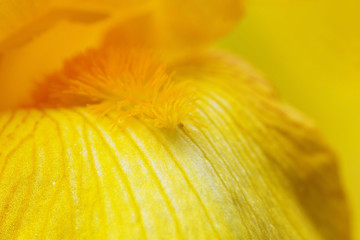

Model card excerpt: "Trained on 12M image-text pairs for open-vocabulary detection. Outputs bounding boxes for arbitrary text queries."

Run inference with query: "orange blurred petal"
[0,0,244,110]
[0,0,156,109]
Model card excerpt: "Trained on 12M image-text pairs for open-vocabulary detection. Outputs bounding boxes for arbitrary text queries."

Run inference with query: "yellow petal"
[217,1,360,238]
[0,51,349,239]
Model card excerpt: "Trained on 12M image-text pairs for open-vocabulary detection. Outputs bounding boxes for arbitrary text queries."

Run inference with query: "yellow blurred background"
[217,0,360,238]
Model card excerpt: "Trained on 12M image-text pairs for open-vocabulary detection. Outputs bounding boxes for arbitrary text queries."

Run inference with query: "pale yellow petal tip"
[28,45,200,130]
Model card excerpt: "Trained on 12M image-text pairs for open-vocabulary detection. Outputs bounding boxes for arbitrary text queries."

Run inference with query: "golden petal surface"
[0,52,349,239]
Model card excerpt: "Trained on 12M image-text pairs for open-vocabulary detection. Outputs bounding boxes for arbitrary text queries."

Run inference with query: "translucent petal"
[103,0,245,54]
[0,51,349,239]
[157,0,244,46]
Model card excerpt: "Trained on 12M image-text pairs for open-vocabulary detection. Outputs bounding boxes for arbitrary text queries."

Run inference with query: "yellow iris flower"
[0,0,351,239]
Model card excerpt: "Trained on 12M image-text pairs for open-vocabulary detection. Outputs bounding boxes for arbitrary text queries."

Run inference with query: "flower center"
[28,45,198,129]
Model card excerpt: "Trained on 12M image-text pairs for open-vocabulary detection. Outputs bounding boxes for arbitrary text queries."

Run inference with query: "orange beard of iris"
[28,45,199,129]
